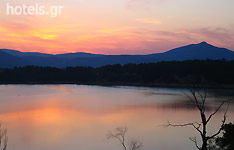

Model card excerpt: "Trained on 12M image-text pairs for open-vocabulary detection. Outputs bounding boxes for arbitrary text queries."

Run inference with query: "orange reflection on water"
[0,85,233,150]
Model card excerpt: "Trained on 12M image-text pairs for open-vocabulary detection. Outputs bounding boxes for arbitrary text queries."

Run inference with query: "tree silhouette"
[216,122,234,150]
[208,122,234,150]
[107,127,143,150]
[165,85,232,150]
[0,124,7,150]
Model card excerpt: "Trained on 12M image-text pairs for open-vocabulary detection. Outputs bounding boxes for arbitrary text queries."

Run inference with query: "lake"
[0,85,233,150]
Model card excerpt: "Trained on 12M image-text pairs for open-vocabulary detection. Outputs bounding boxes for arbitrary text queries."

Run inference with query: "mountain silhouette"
[154,41,234,61]
[1,42,234,68]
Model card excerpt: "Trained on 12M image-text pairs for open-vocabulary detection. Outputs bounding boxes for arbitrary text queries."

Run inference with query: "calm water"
[0,85,233,150]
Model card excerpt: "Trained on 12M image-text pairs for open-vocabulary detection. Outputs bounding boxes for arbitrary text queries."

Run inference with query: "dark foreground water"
[0,85,233,150]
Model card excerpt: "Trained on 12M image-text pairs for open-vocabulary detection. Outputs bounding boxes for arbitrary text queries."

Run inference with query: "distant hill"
[1,49,53,57]
[152,42,234,61]
[56,52,105,59]
[1,42,234,68]
[0,50,27,68]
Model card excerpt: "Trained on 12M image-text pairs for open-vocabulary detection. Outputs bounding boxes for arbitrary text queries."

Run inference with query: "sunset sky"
[0,0,234,54]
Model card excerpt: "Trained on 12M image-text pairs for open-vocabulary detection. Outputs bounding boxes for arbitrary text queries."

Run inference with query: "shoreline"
[1,82,234,90]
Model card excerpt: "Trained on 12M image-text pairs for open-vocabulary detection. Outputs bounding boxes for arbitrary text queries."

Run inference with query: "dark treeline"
[0,60,234,87]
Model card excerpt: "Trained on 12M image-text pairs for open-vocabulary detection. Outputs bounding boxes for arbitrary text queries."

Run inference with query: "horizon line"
[0,41,233,55]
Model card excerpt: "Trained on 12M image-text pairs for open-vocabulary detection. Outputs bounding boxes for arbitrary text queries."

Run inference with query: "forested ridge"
[0,60,234,87]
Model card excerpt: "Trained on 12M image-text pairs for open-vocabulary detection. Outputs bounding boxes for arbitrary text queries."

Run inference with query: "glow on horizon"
[0,0,234,54]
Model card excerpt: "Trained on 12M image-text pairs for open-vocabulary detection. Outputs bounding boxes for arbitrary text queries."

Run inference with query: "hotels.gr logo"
[6,3,64,17]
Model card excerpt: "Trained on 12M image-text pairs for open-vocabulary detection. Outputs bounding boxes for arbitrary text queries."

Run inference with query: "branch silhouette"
[107,127,143,150]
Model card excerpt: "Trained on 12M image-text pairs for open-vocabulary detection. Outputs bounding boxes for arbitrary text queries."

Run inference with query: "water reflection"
[0,85,233,150]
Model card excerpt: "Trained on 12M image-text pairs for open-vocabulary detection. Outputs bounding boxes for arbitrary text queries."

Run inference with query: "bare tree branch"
[206,101,225,124]
[165,121,203,137]
[129,139,143,150]
[189,137,201,150]
[107,127,128,150]
[207,103,229,139]
[107,127,143,150]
